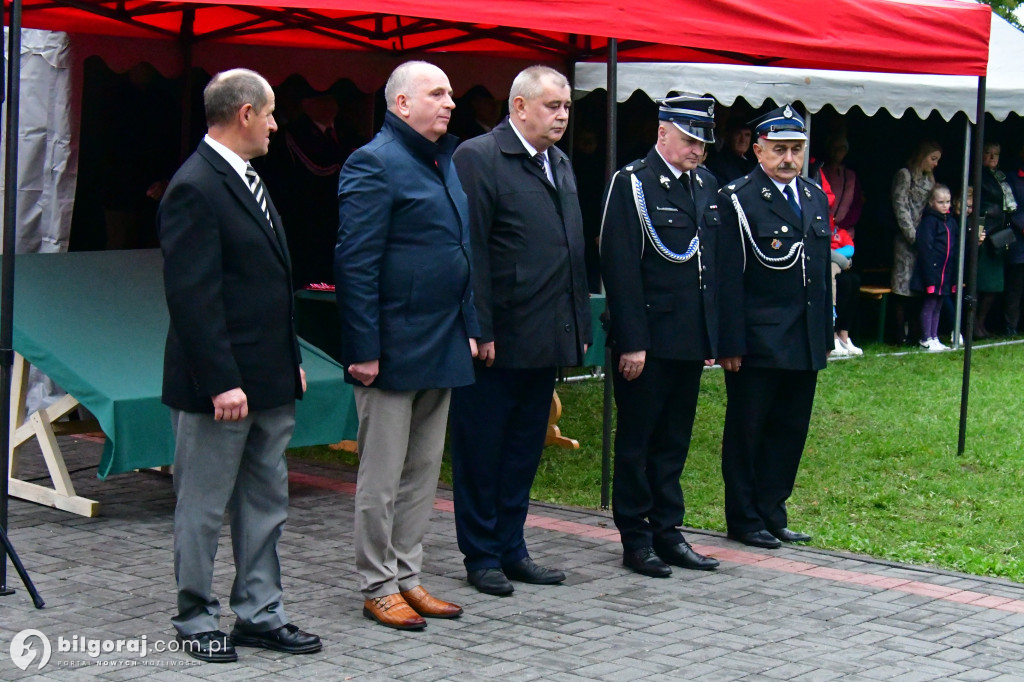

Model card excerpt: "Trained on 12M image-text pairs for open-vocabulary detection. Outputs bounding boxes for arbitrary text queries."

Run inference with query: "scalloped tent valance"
[574,13,1018,123]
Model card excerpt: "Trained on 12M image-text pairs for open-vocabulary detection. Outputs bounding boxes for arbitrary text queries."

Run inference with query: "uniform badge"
[659,175,671,190]
[707,102,715,117]
[727,184,736,191]
[803,185,812,198]
[761,187,772,200]
[694,174,704,188]
[783,104,793,118]
[625,165,634,171]
[771,238,782,250]
[709,204,717,210]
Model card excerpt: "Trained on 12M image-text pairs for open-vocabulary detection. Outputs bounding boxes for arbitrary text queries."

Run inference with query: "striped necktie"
[244,162,273,229]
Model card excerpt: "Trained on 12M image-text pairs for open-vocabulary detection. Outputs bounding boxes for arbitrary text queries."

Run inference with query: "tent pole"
[958,76,986,457]
[600,38,617,510]
[2,0,45,607]
[802,109,811,177]
[178,8,195,163]
[953,116,972,350]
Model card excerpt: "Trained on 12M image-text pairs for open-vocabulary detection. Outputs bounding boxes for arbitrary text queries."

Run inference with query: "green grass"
[293,342,1024,583]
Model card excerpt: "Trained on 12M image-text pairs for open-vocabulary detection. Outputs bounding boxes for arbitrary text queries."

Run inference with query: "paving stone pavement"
[3,436,1024,681]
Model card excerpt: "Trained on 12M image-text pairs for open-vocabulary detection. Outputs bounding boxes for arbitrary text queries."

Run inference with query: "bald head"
[204,68,271,127]
[384,61,455,142]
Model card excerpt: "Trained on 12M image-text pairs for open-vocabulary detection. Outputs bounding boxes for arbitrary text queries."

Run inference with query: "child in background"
[912,184,959,351]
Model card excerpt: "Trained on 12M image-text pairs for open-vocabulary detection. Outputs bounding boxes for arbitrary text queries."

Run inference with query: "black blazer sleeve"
[453,141,499,344]
[599,170,648,353]
[715,186,748,359]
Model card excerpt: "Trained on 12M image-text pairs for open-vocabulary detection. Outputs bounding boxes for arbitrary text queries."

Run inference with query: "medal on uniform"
[761,187,772,200]
[771,238,782,250]
[659,175,671,190]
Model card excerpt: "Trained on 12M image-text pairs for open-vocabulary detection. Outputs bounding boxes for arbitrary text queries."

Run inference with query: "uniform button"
[563,323,572,333]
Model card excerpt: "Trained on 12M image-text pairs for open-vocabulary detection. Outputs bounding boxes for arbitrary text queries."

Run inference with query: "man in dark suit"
[336,61,479,630]
[717,104,832,550]
[158,68,321,663]
[450,66,592,596]
[600,95,724,578]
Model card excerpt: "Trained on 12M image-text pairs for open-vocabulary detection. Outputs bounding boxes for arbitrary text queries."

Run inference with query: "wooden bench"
[859,285,892,344]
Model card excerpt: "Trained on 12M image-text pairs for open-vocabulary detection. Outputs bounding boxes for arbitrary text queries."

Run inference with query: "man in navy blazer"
[159,69,321,662]
[336,61,480,630]
[450,66,591,596]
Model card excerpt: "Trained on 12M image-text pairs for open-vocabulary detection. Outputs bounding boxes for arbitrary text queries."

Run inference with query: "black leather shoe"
[230,623,322,654]
[769,527,812,543]
[176,631,237,663]
[623,547,672,577]
[654,541,720,571]
[503,557,566,585]
[728,529,782,549]
[468,568,514,596]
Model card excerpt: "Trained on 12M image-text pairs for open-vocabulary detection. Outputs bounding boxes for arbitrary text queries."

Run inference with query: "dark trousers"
[449,365,556,571]
[1005,262,1024,333]
[612,357,703,551]
[721,367,817,534]
[834,269,861,333]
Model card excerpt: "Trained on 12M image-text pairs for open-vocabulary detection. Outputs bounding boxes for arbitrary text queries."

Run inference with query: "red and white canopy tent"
[1,0,994,589]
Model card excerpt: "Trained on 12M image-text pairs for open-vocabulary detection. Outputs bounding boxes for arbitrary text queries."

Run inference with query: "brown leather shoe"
[362,594,426,630]
[400,585,463,619]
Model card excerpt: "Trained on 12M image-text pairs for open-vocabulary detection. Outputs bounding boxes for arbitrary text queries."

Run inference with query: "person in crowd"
[599,94,723,578]
[829,222,861,356]
[976,142,1017,339]
[821,134,863,240]
[336,61,479,629]
[911,184,959,351]
[716,104,832,550]
[261,86,355,288]
[1004,142,1024,336]
[449,66,591,597]
[974,141,1018,338]
[456,84,502,140]
[891,140,941,345]
[158,68,321,663]
[707,118,756,185]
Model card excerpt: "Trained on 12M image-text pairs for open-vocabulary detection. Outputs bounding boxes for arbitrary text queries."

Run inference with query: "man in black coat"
[158,68,320,663]
[717,104,832,550]
[600,95,724,578]
[336,61,479,629]
[450,66,592,596]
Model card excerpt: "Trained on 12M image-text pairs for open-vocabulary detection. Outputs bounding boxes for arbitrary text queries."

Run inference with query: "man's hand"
[300,367,307,393]
[213,388,248,421]
[618,350,646,381]
[478,341,496,367]
[348,359,379,386]
[719,356,742,372]
[470,338,479,358]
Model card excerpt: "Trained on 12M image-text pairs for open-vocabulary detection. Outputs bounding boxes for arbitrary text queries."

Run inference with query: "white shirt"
[654,148,693,186]
[204,134,249,184]
[508,117,554,184]
[766,171,800,208]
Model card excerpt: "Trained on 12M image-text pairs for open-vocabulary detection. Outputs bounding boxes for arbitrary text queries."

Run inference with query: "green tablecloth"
[13,249,356,480]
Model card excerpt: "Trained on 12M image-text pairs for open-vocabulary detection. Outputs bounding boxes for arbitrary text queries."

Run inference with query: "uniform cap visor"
[672,122,715,144]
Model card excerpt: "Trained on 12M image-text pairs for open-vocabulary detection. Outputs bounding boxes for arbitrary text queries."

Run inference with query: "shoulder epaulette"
[621,158,646,173]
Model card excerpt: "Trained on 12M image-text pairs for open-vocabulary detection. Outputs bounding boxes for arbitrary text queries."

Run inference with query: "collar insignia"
[771,238,783,250]
[659,175,672,189]
[694,174,704,188]
[803,185,812,198]
[761,187,772,200]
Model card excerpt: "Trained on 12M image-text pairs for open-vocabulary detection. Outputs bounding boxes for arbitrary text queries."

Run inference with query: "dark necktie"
[784,185,802,219]
[245,163,273,229]
[682,172,695,201]
[532,152,552,184]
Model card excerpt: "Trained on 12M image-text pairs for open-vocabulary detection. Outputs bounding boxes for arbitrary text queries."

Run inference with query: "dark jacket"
[159,140,303,413]
[911,207,959,295]
[453,118,591,368]
[717,165,833,371]
[600,147,723,361]
[335,111,480,391]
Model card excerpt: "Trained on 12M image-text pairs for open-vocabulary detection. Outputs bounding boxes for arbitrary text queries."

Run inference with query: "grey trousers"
[170,404,295,636]
[353,386,451,598]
